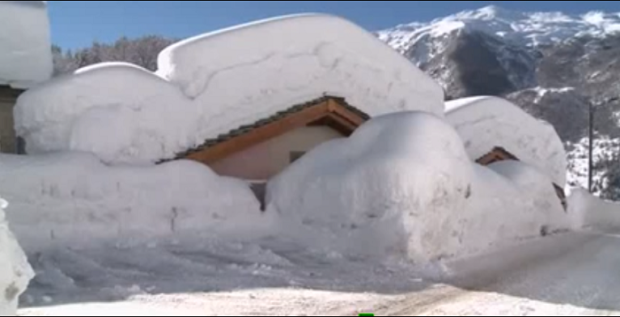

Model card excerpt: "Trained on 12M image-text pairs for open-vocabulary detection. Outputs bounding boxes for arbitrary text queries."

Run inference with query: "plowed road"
[18,231,620,316]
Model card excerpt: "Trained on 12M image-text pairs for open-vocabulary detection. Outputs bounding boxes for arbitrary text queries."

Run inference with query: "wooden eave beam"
[185,101,330,164]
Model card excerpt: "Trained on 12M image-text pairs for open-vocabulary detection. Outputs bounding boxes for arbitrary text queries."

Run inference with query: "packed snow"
[16,230,620,316]
[0,152,268,251]
[15,14,445,165]
[266,111,569,263]
[0,197,34,316]
[568,187,620,231]
[445,96,567,187]
[0,1,53,88]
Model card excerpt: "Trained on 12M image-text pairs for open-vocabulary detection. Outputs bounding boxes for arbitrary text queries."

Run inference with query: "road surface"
[18,231,620,316]
[373,231,620,316]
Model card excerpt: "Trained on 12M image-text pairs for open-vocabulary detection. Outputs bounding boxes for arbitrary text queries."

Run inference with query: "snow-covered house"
[14,14,445,170]
[0,1,53,153]
[475,146,567,210]
[171,96,369,180]
[447,97,569,210]
[445,96,567,187]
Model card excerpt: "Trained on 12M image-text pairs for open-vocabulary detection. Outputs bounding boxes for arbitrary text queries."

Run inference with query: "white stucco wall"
[210,126,344,180]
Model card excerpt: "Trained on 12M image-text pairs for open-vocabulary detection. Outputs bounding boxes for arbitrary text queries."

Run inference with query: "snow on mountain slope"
[377,5,620,65]
[0,1,53,88]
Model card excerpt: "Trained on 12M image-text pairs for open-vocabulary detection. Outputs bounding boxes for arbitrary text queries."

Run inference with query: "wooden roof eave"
[184,98,367,165]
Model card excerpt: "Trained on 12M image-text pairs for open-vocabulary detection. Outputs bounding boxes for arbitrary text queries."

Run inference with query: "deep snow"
[15,14,445,165]
[445,96,567,187]
[5,111,570,265]
[567,187,620,231]
[266,111,569,263]
[17,231,620,316]
[0,1,53,88]
[0,197,34,316]
[0,152,268,251]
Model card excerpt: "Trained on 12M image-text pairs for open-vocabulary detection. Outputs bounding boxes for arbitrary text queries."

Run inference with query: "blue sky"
[49,1,620,49]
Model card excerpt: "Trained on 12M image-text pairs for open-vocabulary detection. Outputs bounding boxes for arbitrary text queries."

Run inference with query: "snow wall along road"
[568,187,620,231]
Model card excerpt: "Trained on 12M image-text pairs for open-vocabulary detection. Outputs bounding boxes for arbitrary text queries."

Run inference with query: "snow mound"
[460,161,569,252]
[266,111,569,263]
[16,14,444,165]
[0,197,34,316]
[14,63,195,163]
[445,96,567,187]
[0,152,267,251]
[0,1,52,88]
[157,13,444,116]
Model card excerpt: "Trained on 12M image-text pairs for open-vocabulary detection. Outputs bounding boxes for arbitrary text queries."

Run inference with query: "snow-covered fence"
[568,187,620,231]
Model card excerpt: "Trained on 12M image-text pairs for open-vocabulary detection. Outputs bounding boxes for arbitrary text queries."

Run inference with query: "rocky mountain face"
[377,6,620,199]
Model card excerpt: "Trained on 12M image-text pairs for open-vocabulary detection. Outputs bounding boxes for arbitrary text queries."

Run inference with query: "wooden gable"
[173,96,369,165]
[475,146,518,165]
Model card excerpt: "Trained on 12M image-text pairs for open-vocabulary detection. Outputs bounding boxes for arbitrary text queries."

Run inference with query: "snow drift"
[14,63,195,162]
[567,187,620,231]
[0,153,267,251]
[15,14,445,165]
[0,197,34,316]
[266,111,569,262]
[0,1,53,88]
[445,96,567,187]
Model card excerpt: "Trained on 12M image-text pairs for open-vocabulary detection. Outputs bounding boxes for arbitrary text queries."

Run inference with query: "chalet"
[169,96,369,181]
[476,146,567,211]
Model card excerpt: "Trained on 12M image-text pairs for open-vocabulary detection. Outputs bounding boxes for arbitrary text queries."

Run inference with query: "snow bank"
[445,96,567,187]
[16,14,444,164]
[266,111,569,263]
[266,111,472,262]
[0,198,34,316]
[567,187,620,231]
[14,63,195,162]
[458,161,569,254]
[0,1,53,88]
[0,153,267,251]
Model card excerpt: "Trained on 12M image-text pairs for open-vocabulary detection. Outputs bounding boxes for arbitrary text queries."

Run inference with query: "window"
[290,151,306,163]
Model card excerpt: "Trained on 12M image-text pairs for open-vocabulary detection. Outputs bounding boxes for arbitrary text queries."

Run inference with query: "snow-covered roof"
[445,96,567,186]
[16,14,444,165]
[170,95,369,164]
[0,1,53,89]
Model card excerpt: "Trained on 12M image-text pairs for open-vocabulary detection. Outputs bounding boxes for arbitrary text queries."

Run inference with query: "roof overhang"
[0,85,24,102]
[171,96,369,165]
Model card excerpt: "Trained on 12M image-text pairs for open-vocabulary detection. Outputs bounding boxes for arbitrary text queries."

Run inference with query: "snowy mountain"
[378,5,620,66]
[377,5,620,199]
